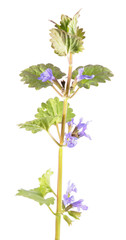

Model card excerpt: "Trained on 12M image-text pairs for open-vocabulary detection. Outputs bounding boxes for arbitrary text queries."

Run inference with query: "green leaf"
[35,97,75,123]
[16,188,55,206]
[18,97,75,133]
[63,215,72,226]
[72,65,114,89]
[68,211,82,220]
[18,116,58,133]
[20,63,66,90]
[38,169,54,197]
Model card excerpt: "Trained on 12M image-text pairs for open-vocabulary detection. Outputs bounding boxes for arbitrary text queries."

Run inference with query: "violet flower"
[63,181,77,206]
[63,182,88,212]
[76,67,95,82]
[38,68,55,82]
[74,118,91,140]
[64,118,91,148]
[64,132,77,148]
[66,181,77,194]
[67,118,75,127]
[72,199,88,211]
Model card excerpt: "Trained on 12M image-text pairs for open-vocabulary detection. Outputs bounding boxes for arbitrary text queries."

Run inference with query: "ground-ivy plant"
[17,10,113,240]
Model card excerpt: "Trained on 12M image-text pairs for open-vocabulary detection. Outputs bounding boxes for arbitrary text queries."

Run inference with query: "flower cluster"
[38,67,95,84]
[64,118,91,148]
[63,181,88,212]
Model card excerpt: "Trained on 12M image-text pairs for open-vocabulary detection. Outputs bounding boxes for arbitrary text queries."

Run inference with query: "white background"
[0,0,126,240]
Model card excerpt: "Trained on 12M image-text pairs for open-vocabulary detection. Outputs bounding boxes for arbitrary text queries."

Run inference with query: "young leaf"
[68,211,82,220]
[50,28,84,56]
[52,10,85,39]
[69,35,84,54]
[38,169,54,197]
[60,14,71,32]
[76,27,85,39]
[16,188,55,206]
[63,215,73,226]
[50,28,69,56]
[20,63,66,90]
[72,65,114,89]
[50,10,85,56]
[67,10,80,35]
[18,97,75,134]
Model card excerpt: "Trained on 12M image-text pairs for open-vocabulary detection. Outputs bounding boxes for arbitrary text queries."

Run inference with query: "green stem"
[55,147,63,240]
[55,99,68,240]
[55,53,72,240]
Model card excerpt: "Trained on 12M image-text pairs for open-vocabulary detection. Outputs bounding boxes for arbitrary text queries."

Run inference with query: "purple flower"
[76,67,95,82]
[63,194,74,206]
[72,118,91,140]
[67,118,75,127]
[38,68,55,83]
[63,181,77,206]
[64,132,77,148]
[72,199,88,211]
[63,182,88,212]
[66,181,77,194]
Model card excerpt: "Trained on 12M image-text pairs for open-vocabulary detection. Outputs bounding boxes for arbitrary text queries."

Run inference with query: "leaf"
[60,15,71,32]
[76,27,85,39]
[72,65,114,89]
[18,116,58,133]
[20,63,66,90]
[50,28,69,56]
[16,188,55,206]
[68,211,81,220]
[67,10,80,35]
[35,97,75,123]
[50,10,85,56]
[38,169,54,197]
[63,215,72,226]
[53,10,85,39]
[18,97,75,133]
[69,35,84,54]
[50,28,84,56]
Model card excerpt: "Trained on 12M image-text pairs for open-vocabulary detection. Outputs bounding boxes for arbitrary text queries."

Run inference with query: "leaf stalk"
[48,131,61,147]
